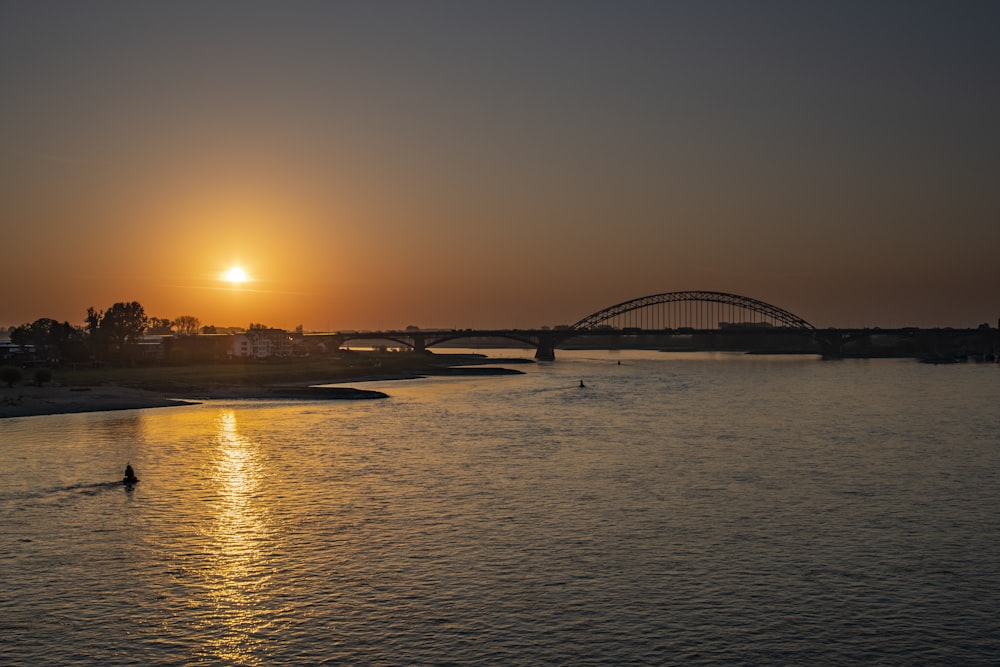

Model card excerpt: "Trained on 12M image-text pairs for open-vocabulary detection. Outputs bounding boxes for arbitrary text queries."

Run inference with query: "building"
[229,328,293,359]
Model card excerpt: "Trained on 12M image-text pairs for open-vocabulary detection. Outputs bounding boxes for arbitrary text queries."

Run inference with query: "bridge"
[311,290,998,361]
[320,291,819,360]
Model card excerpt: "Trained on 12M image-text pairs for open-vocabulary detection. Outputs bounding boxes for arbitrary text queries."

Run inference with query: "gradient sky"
[2,1,998,331]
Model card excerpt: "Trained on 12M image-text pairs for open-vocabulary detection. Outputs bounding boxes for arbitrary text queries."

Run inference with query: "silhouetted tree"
[87,301,149,364]
[174,315,201,335]
[34,368,52,385]
[10,318,88,365]
[146,317,174,335]
[1,366,22,388]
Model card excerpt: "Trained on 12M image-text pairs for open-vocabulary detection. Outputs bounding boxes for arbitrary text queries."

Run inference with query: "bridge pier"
[534,332,556,361]
[410,333,427,354]
[813,331,847,358]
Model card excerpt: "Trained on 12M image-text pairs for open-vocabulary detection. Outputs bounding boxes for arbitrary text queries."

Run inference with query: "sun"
[224,266,249,283]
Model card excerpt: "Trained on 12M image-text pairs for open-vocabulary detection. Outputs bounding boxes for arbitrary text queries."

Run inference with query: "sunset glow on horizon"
[2,3,998,332]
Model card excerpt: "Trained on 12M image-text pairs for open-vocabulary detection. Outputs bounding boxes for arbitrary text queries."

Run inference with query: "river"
[1,351,998,665]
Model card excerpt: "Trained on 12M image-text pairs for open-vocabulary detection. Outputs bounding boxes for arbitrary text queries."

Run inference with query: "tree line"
[6,301,204,366]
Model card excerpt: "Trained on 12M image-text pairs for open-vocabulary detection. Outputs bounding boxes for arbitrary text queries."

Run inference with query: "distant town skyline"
[2,2,998,331]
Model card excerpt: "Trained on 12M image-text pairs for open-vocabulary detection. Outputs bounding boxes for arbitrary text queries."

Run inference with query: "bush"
[1,366,23,388]
[34,368,53,386]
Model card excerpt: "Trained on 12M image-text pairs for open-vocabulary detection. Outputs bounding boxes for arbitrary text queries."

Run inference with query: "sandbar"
[0,384,402,419]
[0,385,196,419]
[0,362,525,419]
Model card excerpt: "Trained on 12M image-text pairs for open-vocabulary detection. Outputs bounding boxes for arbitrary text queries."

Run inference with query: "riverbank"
[0,352,528,419]
[0,385,196,419]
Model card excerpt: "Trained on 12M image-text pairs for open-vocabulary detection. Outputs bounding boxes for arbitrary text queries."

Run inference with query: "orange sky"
[2,2,998,331]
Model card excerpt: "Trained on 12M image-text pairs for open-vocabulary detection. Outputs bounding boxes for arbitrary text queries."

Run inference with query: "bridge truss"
[319,291,815,361]
[572,291,814,331]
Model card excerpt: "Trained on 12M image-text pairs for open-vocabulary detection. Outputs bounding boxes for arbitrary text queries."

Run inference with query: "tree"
[10,318,88,365]
[1,366,22,388]
[86,301,149,364]
[174,315,201,335]
[34,368,52,385]
[146,317,174,335]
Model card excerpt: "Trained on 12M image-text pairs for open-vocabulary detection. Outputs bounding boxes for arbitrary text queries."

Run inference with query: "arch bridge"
[571,291,814,331]
[322,291,814,360]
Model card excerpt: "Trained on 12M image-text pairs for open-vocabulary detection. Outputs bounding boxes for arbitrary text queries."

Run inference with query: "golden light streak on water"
[200,410,274,665]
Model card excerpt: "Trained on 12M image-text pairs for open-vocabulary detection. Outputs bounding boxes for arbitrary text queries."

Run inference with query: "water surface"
[2,351,998,665]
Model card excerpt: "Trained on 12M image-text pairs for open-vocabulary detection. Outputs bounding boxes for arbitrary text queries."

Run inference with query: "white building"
[229,329,293,359]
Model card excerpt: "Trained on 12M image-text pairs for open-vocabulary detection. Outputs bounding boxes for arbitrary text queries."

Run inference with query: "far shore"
[0,352,528,419]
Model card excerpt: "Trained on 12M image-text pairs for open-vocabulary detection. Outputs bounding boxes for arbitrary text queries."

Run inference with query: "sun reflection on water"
[202,410,275,665]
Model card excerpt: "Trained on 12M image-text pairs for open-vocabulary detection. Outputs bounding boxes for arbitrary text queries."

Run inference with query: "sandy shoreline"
[0,365,524,419]
[0,384,398,419]
[0,385,198,419]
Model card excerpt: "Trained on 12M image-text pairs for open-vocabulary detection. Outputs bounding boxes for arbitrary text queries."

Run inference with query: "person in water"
[123,463,138,484]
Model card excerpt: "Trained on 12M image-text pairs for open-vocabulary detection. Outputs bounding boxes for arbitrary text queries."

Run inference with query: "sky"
[2,1,999,331]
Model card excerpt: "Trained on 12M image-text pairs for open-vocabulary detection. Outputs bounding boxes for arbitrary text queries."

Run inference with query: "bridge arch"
[572,291,814,331]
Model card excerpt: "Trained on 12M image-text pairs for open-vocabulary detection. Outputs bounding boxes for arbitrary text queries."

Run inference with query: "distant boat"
[919,356,959,365]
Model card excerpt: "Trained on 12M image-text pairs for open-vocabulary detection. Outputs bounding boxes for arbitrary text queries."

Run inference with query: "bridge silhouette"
[320,291,806,360]
[314,290,998,362]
